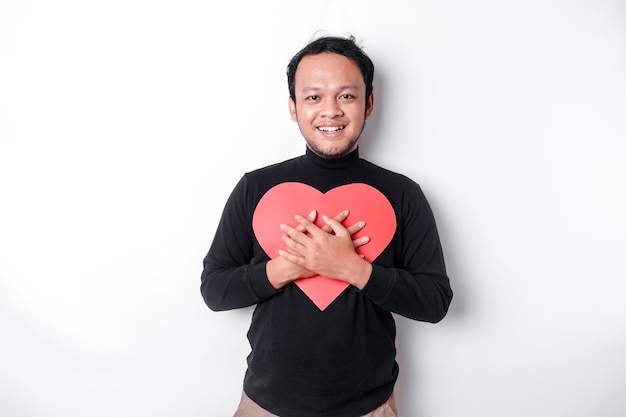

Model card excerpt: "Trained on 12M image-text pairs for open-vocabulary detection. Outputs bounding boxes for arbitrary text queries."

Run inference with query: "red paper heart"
[252,182,396,310]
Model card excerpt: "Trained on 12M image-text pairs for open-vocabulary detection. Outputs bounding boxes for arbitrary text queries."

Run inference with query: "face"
[289,52,374,159]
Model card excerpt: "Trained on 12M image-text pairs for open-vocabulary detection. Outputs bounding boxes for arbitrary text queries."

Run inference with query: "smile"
[317,126,345,132]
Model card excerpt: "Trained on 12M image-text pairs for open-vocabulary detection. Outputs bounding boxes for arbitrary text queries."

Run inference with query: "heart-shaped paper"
[252,182,396,310]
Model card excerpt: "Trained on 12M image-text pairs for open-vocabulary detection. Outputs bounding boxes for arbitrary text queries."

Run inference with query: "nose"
[321,98,343,117]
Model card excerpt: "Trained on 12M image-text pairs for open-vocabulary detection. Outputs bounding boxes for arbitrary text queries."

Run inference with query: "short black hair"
[287,35,375,102]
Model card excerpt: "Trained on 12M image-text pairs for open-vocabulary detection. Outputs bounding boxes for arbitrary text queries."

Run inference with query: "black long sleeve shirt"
[201,148,452,417]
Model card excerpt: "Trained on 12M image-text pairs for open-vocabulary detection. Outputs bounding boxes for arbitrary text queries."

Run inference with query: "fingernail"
[361,236,370,243]
[322,215,330,221]
[357,221,365,228]
[309,209,316,218]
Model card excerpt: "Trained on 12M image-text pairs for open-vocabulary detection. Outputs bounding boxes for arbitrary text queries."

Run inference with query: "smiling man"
[288,51,374,159]
[201,34,453,417]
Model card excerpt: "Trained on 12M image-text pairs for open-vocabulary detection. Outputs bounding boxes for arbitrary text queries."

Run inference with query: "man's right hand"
[266,209,368,290]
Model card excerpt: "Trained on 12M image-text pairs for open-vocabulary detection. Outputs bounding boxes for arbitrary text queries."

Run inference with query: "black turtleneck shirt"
[201,148,452,417]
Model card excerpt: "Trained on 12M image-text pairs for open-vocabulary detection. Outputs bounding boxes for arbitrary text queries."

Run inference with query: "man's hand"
[266,210,369,289]
[277,212,373,290]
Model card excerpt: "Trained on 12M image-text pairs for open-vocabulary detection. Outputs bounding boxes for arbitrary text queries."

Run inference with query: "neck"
[305,147,361,170]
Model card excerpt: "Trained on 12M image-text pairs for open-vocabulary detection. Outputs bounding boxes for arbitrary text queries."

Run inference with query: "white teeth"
[318,126,344,132]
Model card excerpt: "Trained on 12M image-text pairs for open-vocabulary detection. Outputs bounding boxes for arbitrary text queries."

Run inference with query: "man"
[201,34,453,417]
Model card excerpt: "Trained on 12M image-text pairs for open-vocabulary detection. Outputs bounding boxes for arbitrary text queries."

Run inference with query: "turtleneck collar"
[304,147,363,170]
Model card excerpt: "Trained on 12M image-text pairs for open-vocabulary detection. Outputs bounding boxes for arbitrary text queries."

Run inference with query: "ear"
[288,97,297,121]
[365,93,375,119]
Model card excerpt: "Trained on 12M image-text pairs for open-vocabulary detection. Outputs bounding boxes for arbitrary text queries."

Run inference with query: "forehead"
[294,52,365,91]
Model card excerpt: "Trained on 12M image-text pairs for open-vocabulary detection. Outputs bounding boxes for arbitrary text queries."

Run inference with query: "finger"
[321,210,349,233]
[353,235,370,248]
[333,209,349,223]
[296,210,317,233]
[282,233,305,253]
[345,220,365,236]
[280,223,308,245]
[321,215,349,237]
[294,214,324,238]
[278,249,306,266]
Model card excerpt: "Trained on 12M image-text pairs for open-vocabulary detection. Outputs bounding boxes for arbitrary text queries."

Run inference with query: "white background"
[1,1,625,416]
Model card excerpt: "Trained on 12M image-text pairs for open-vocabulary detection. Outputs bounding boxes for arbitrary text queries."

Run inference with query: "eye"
[306,95,319,101]
[339,94,355,100]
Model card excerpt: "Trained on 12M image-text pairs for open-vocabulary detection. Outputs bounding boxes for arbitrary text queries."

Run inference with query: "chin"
[308,141,357,159]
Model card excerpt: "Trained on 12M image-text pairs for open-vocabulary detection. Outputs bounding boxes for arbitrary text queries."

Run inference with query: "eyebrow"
[300,85,361,93]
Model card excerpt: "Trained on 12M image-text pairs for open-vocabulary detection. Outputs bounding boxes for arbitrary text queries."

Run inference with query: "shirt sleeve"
[200,175,281,311]
[359,185,453,322]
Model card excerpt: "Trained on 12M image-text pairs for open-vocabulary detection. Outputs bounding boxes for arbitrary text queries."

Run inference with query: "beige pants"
[233,391,398,417]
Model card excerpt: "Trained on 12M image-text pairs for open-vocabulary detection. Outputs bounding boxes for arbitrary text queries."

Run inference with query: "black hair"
[286,34,375,102]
